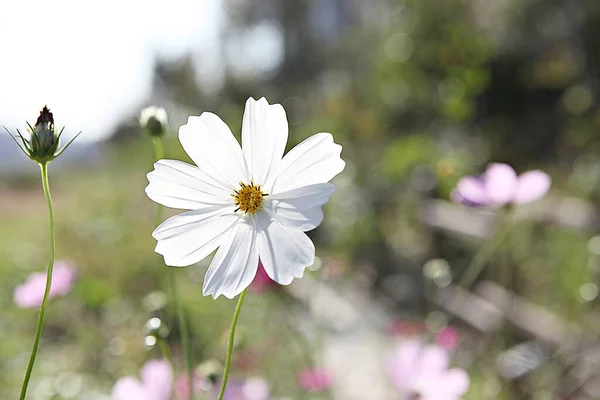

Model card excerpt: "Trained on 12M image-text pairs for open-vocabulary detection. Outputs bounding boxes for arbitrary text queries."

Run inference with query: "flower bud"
[5,105,79,165]
[196,360,222,384]
[140,106,168,137]
[30,106,59,159]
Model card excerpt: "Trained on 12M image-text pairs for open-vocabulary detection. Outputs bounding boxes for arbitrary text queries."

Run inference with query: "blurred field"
[4,0,600,399]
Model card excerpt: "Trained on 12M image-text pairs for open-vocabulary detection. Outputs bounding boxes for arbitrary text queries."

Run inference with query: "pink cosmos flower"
[249,262,278,293]
[217,377,270,400]
[435,327,461,351]
[14,261,77,308]
[388,320,425,337]
[388,340,469,400]
[452,163,551,207]
[174,372,206,400]
[112,360,172,400]
[298,368,333,392]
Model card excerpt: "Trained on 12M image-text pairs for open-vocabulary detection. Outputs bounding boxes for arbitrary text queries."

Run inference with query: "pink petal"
[421,394,462,400]
[242,377,270,400]
[13,273,47,308]
[13,261,77,308]
[388,340,422,390]
[455,177,489,206]
[140,360,172,400]
[514,170,551,204]
[112,377,149,400]
[249,261,278,293]
[48,262,77,297]
[413,345,450,384]
[298,368,333,392]
[174,373,206,400]
[435,327,461,351]
[484,163,518,205]
[422,368,470,398]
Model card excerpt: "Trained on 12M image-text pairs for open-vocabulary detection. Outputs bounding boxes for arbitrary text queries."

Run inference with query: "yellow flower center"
[233,182,266,214]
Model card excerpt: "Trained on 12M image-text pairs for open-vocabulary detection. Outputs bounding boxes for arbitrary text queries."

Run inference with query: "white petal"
[154,208,240,267]
[264,206,323,231]
[264,183,336,231]
[146,160,233,210]
[268,132,345,193]
[203,219,260,299]
[179,112,249,189]
[241,97,288,185]
[256,213,315,285]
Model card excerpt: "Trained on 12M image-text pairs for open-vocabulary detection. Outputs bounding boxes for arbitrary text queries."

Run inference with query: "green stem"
[152,136,194,400]
[157,337,174,371]
[153,137,165,226]
[217,290,248,400]
[457,210,513,290]
[170,269,194,400]
[19,162,56,400]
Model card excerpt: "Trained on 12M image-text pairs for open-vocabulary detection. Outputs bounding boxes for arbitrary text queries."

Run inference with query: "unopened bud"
[32,106,58,157]
[139,106,168,137]
[196,360,222,384]
[5,105,79,165]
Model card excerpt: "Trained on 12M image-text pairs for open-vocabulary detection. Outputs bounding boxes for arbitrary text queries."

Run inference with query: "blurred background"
[3,0,600,398]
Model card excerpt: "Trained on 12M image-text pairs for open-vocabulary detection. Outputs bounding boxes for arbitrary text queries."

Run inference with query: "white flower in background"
[140,106,168,137]
[146,97,345,299]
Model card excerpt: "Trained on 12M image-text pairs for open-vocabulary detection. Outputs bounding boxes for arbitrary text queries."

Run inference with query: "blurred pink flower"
[216,377,270,400]
[298,368,333,392]
[249,262,278,293]
[388,340,469,400]
[14,261,77,308]
[388,320,425,337]
[435,327,461,351]
[174,372,206,400]
[452,163,551,207]
[112,360,172,400]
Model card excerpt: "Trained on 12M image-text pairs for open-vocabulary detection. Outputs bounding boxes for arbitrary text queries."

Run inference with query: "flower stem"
[457,210,513,290]
[170,270,194,400]
[152,136,195,400]
[19,162,56,400]
[158,336,175,370]
[217,289,248,400]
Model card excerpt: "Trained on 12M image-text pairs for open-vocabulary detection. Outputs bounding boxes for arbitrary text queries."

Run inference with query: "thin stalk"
[19,162,56,400]
[217,290,248,400]
[152,136,194,400]
[170,270,194,399]
[456,210,513,290]
[157,336,174,369]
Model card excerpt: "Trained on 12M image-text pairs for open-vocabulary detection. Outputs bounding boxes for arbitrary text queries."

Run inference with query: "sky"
[0,0,223,143]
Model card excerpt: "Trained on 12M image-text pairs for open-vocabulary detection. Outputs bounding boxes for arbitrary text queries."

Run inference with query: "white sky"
[0,0,224,143]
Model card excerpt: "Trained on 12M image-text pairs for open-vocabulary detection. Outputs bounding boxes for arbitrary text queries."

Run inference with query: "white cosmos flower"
[145,97,345,299]
[139,106,167,128]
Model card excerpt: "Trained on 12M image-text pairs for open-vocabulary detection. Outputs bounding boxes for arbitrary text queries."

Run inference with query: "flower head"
[388,340,469,400]
[14,261,77,308]
[174,372,207,400]
[435,327,461,351]
[216,377,270,400]
[452,163,551,207]
[146,97,345,299]
[112,360,172,400]
[5,106,79,164]
[140,106,168,137]
[298,368,333,392]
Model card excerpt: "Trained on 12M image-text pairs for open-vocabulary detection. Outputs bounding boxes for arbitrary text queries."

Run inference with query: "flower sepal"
[5,106,80,165]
